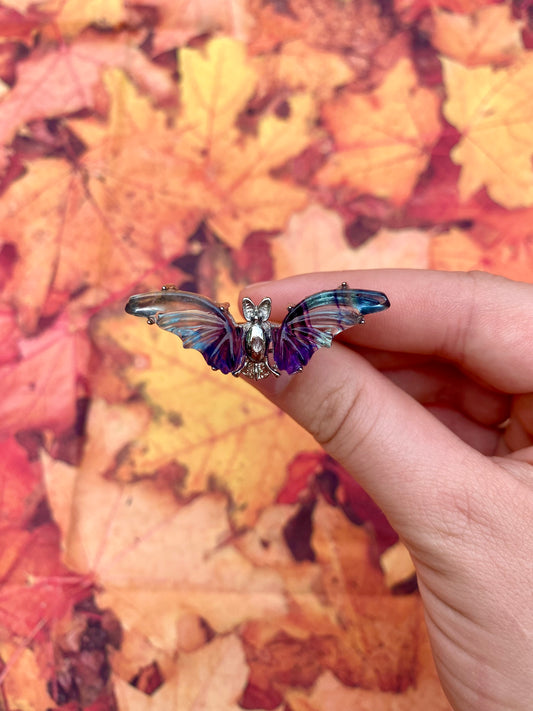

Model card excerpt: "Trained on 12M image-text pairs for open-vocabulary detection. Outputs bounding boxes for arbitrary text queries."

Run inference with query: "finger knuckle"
[307,375,373,459]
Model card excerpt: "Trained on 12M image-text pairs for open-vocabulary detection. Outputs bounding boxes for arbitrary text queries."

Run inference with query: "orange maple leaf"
[317,58,442,205]
[431,5,523,66]
[443,55,533,208]
[175,37,314,247]
[241,501,447,705]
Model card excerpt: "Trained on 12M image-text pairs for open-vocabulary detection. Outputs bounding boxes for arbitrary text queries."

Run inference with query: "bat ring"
[125,283,390,380]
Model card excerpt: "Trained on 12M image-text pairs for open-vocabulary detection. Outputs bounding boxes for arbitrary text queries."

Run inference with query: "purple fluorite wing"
[271,288,390,374]
[125,290,245,374]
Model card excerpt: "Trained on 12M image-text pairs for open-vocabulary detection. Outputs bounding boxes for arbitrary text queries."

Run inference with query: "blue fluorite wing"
[125,290,245,374]
[271,288,390,374]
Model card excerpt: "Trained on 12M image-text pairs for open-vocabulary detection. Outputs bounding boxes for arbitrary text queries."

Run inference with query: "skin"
[242,269,533,711]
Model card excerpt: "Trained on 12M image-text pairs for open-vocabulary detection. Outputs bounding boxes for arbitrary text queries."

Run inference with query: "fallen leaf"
[140,0,252,55]
[248,0,393,71]
[380,541,416,589]
[40,0,126,37]
[113,635,259,711]
[0,308,21,365]
[0,436,42,526]
[242,501,427,699]
[285,667,452,711]
[430,225,533,282]
[317,59,442,205]
[81,39,313,251]
[394,0,498,23]
[255,39,353,102]
[0,643,52,710]
[273,204,430,278]
[43,400,288,653]
[442,55,533,207]
[96,310,318,527]
[0,316,88,433]
[0,38,174,172]
[431,5,523,66]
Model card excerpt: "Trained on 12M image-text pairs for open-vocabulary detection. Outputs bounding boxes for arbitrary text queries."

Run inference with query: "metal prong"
[146,317,155,325]
[340,282,348,289]
[162,284,178,291]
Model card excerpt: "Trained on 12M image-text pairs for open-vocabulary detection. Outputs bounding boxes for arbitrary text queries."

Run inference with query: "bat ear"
[242,297,256,321]
[258,298,272,321]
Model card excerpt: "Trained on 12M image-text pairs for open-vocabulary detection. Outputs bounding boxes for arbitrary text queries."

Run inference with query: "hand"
[243,269,533,711]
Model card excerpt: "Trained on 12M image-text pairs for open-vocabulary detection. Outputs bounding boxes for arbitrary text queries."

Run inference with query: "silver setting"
[233,296,280,379]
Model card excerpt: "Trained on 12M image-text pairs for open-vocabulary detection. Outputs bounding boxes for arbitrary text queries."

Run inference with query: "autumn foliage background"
[1,0,532,709]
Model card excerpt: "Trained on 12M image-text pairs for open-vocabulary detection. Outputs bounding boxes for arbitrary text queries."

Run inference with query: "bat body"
[125,283,390,380]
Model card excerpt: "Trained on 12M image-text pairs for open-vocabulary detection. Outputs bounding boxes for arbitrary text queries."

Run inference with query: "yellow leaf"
[317,58,441,205]
[71,40,314,252]
[443,56,533,207]
[0,644,52,711]
[256,39,354,101]
[179,38,258,161]
[40,0,125,36]
[95,314,319,527]
[211,93,313,244]
[432,5,523,66]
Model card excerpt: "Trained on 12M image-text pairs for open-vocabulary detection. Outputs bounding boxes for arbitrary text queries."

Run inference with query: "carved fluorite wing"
[271,288,390,374]
[125,290,245,374]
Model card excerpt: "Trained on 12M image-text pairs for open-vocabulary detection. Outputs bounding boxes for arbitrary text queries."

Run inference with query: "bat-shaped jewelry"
[125,283,390,380]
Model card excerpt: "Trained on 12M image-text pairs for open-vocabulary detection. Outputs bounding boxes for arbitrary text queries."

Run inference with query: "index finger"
[243,269,533,393]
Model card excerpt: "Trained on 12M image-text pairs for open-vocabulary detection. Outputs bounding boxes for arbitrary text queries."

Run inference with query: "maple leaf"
[43,400,288,647]
[255,39,354,102]
[0,437,42,526]
[442,56,533,208]
[273,204,430,278]
[242,501,437,700]
[113,635,260,711]
[430,225,533,282]
[139,0,253,55]
[0,38,174,173]
[317,58,442,205]
[40,0,126,37]
[0,315,88,433]
[0,643,52,711]
[71,38,313,254]
[285,667,452,711]
[0,308,20,366]
[248,0,393,69]
[394,0,499,23]
[431,5,523,66]
[94,311,318,527]
[176,38,314,247]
